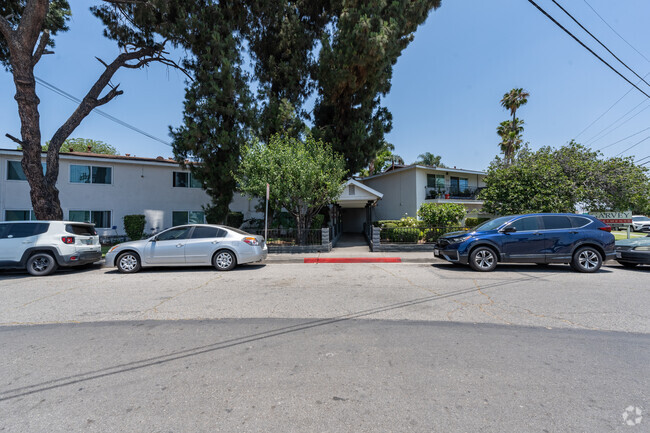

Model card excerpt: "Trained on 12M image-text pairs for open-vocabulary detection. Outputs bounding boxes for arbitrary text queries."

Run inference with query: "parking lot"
[1,260,648,333]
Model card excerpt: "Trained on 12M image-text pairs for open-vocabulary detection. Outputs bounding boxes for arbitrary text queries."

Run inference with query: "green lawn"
[612,230,647,241]
[101,245,112,257]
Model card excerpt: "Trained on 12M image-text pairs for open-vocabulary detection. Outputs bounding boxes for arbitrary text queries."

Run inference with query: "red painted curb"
[304,257,402,263]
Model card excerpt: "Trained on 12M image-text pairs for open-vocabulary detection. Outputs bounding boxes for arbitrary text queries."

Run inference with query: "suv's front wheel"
[116,252,142,273]
[469,246,498,272]
[26,252,58,276]
[571,247,602,273]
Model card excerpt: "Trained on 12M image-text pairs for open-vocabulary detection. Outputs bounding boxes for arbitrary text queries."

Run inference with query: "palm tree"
[500,88,530,123]
[497,119,524,165]
[416,152,445,167]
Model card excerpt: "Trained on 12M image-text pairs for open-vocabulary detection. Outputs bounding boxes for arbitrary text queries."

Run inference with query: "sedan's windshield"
[474,216,515,231]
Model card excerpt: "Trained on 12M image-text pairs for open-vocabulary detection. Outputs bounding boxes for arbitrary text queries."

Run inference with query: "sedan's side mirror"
[500,226,517,234]
[150,236,158,242]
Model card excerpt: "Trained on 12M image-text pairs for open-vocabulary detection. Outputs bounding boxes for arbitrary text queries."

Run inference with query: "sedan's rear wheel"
[213,250,236,271]
[116,252,141,273]
[571,247,602,273]
[469,247,497,272]
[26,252,58,276]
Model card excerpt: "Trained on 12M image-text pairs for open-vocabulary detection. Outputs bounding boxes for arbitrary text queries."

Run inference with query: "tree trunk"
[12,53,64,220]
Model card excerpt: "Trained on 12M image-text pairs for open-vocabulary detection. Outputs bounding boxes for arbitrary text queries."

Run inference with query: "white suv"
[0,221,102,276]
[632,215,650,232]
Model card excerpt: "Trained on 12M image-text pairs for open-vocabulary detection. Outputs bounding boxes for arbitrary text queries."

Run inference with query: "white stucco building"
[0,149,217,236]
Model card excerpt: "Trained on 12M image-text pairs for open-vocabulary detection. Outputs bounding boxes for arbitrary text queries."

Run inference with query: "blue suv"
[434,214,615,272]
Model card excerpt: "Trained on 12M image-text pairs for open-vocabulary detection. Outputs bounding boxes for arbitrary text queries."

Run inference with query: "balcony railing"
[425,186,484,200]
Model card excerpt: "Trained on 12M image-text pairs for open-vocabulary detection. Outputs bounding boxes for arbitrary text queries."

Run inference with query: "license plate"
[82,239,94,245]
[434,249,440,257]
[616,252,621,258]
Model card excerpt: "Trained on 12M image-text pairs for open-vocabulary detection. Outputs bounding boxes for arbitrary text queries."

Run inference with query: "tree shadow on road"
[430,262,615,274]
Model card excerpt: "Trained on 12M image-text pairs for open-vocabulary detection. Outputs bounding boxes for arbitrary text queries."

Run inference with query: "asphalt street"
[1,261,649,432]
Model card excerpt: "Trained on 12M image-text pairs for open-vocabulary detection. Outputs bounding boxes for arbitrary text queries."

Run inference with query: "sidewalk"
[265,245,434,264]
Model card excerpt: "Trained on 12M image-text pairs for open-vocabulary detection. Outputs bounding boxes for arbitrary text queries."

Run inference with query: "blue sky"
[2,0,650,172]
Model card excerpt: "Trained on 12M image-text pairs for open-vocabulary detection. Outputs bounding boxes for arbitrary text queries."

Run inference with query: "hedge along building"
[0,148,260,236]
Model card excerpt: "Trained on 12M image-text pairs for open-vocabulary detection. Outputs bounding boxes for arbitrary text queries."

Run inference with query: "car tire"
[26,252,58,276]
[116,252,141,273]
[571,247,602,273]
[617,261,638,268]
[213,250,236,271]
[469,246,497,272]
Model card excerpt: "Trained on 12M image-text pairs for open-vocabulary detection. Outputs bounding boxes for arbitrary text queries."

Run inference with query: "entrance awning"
[336,179,383,208]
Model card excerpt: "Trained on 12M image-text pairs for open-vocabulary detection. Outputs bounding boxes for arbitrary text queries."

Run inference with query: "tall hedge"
[123,214,146,241]
[417,203,466,227]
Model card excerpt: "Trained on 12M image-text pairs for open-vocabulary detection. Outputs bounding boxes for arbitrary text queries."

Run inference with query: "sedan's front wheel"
[213,250,236,271]
[571,247,602,273]
[116,252,141,273]
[469,247,497,272]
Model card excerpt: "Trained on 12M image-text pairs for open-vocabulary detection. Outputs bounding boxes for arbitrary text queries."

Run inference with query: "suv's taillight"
[598,226,612,232]
[62,236,75,244]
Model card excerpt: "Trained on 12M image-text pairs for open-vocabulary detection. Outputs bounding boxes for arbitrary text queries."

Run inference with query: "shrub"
[464,217,491,228]
[386,227,421,243]
[417,203,466,226]
[227,212,244,228]
[398,215,419,227]
[123,214,146,241]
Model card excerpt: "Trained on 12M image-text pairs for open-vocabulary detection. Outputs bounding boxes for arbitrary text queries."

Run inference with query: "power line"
[635,155,650,164]
[551,0,650,87]
[597,125,650,151]
[34,76,173,147]
[582,0,650,63]
[526,0,650,99]
[614,134,650,156]
[585,99,649,145]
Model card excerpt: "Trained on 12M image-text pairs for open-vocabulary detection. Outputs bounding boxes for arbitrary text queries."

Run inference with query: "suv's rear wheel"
[469,246,497,272]
[571,247,602,273]
[116,252,141,273]
[26,252,58,276]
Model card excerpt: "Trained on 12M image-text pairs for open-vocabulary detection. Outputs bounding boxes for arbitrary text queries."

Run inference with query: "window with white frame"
[172,211,205,226]
[173,171,202,188]
[5,210,37,221]
[7,160,46,181]
[70,165,112,184]
[69,210,112,228]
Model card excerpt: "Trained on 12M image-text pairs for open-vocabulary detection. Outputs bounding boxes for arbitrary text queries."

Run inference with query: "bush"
[417,203,466,226]
[123,214,146,241]
[227,212,244,228]
[398,215,419,227]
[386,227,421,243]
[464,217,491,228]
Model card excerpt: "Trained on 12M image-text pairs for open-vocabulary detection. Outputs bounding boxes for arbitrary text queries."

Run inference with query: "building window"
[349,184,355,196]
[427,174,445,190]
[173,171,202,188]
[172,211,205,226]
[69,210,112,228]
[7,160,46,181]
[5,210,37,221]
[70,165,112,184]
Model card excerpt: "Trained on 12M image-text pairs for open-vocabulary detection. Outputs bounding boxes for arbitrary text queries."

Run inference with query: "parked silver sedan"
[105,225,267,273]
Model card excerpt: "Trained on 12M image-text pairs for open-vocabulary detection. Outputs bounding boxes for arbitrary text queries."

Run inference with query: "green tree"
[235,133,347,245]
[496,118,524,165]
[497,88,529,165]
[416,152,445,167]
[1,0,183,220]
[481,142,650,215]
[313,0,442,174]
[44,138,118,155]
[359,141,403,176]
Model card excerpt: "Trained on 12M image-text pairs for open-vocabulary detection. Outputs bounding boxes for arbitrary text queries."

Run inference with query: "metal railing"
[425,187,484,200]
[248,228,323,246]
[379,226,467,244]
